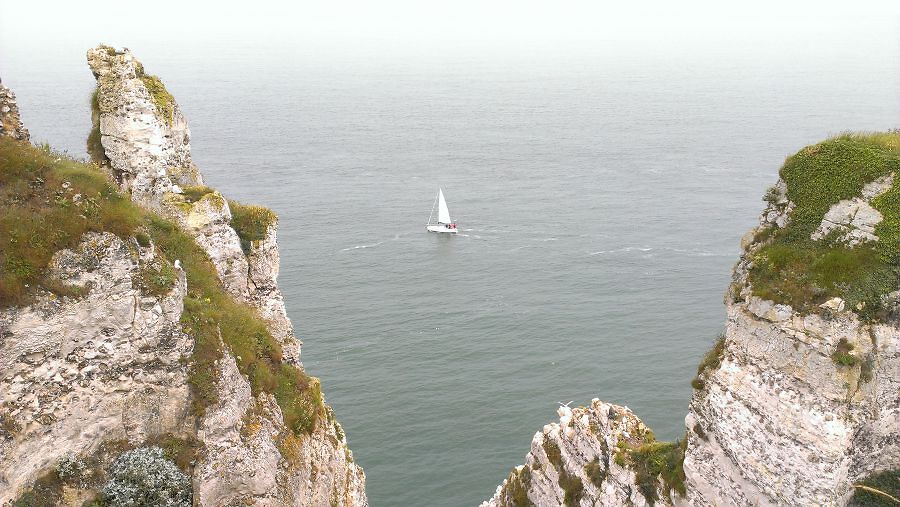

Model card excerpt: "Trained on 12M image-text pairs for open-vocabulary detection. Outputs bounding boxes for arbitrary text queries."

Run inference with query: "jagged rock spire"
[86,45,201,207]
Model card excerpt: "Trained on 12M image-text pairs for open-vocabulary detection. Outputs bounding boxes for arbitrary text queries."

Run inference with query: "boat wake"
[340,241,384,252]
[588,246,730,257]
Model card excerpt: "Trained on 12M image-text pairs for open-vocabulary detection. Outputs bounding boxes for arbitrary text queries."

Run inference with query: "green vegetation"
[0,408,19,439]
[497,466,534,507]
[558,468,584,507]
[831,338,858,367]
[87,87,107,164]
[584,456,607,488]
[140,74,176,126]
[0,139,322,436]
[748,132,900,319]
[615,435,686,505]
[0,138,141,306]
[11,468,66,507]
[691,335,725,390]
[147,212,322,434]
[133,257,177,297]
[229,200,277,253]
[135,231,151,247]
[181,185,215,203]
[762,185,780,206]
[100,447,191,506]
[543,439,563,469]
[540,439,584,506]
[850,470,900,506]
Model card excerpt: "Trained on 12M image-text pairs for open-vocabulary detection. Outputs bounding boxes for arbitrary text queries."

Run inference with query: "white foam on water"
[340,241,384,252]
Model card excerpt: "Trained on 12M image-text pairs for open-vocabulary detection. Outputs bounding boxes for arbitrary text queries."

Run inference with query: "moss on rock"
[691,334,726,390]
[0,139,322,436]
[229,200,277,253]
[140,74,176,126]
[748,132,900,319]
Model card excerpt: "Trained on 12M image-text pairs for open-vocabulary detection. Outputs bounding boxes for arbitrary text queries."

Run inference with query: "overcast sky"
[2,1,900,55]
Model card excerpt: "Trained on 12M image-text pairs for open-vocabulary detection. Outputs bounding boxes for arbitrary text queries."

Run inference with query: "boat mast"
[426,191,438,225]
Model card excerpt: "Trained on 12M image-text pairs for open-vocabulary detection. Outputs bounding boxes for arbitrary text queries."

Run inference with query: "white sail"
[437,189,451,224]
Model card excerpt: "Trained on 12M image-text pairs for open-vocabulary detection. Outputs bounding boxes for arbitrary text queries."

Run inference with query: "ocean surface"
[4,39,899,506]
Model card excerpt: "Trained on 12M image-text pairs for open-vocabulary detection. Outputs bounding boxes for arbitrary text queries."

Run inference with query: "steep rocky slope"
[0,82,29,141]
[0,46,366,506]
[484,133,899,506]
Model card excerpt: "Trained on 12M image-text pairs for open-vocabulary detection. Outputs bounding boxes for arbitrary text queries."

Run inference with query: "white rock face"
[682,210,900,506]
[811,173,894,246]
[483,172,899,506]
[87,45,364,505]
[684,301,898,506]
[89,46,300,364]
[0,233,193,504]
[86,46,201,208]
[0,83,29,141]
[761,179,795,230]
[482,401,675,507]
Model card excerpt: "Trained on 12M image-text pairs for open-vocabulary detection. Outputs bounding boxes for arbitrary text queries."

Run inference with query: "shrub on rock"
[101,447,191,507]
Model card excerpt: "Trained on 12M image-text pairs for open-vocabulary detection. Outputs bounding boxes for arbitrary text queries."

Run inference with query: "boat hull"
[426,225,458,234]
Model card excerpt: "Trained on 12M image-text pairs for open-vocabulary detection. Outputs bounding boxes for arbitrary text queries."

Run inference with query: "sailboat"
[425,188,458,234]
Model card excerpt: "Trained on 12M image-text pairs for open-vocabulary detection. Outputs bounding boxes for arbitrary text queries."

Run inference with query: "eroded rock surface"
[484,165,899,506]
[84,45,364,505]
[482,402,675,507]
[811,173,894,246]
[0,51,365,505]
[0,233,192,503]
[0,82,29,141]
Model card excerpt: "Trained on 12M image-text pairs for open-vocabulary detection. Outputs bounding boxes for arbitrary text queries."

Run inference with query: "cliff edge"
[0,46,366,506]
[483,133,900,506]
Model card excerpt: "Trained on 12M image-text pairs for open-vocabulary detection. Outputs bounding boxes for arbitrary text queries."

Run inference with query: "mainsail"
[437,188,451,224]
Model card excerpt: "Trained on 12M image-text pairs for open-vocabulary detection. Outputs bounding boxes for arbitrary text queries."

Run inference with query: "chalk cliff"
[484,134,899,506]
[0,82,29,141]
[0,46,366,506]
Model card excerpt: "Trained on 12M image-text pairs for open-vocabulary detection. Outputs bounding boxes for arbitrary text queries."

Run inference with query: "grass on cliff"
[615,434,686,505]
[541,439,585,507]
[851,470,900,506]
[0,137,140,306]
[748,132,900,319]
[87,88,108,165]
[12,435,199,507]
[691,334,725,390]
[229,200,277,254]
[0,138,322,436]
[496,466,534,507]
[140,74,175,126]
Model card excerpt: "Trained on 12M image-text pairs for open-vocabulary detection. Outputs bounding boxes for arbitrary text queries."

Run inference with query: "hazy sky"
[2,1,900,55]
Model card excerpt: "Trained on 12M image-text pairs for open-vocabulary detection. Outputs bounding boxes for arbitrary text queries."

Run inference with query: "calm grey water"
[4,39,899,506]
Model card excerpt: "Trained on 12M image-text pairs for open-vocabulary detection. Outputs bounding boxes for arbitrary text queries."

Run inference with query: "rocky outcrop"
[0,49,365,505]
[484,144,899,506]
[88,46,299,363]
[0,81,29,141]
[0,233,193,503]
[811,173,893,246]
[86,46,200,207]
[683,173,899,505]
[84,45,364,505]
[482,402,680,507]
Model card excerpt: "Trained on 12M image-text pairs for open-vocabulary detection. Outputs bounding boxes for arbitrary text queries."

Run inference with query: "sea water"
[5,38,899,506]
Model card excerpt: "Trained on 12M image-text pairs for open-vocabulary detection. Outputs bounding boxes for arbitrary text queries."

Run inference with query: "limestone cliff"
[484,134,900,506]
[0,46,365,506]
[0,81,29,141]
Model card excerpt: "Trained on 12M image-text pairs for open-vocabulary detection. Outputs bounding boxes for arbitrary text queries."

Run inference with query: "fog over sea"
[4,28,899,505]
